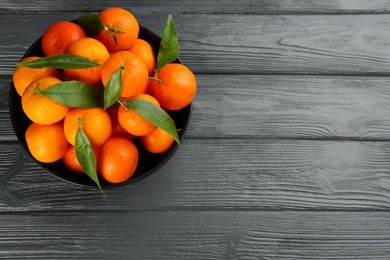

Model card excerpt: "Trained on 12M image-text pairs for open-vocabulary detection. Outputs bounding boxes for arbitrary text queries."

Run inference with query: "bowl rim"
[9,24,192,188]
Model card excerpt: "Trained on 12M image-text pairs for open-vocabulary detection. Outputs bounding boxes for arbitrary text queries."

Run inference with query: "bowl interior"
[9,25,192,188]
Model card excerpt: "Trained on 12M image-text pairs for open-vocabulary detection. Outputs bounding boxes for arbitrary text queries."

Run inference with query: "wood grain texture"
[190,75,390,140]
[1,0,390,14]
[0,77,14,140]
[0,210,390,259]
[2,2,390,259]
[3,75,390,140]
[2,14,390,75]
[2,139,390,211]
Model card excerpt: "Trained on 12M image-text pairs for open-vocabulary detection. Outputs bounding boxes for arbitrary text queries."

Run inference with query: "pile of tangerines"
[12,7,196,188]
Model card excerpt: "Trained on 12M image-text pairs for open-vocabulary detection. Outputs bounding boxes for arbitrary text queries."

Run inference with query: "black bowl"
[9,25,191,188]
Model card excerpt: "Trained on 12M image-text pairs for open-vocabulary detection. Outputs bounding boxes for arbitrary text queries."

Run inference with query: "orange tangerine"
[63,108,112,147]
[106,105,135,140]
[63,37,110,84]
[62,145,99,174]
[42,21,87,56]
[25,121,69,163]
[97,137,138,183]
[117,94,159,136]
[21,77,70,125]
[140,127,175,154]
[13,56,60,96]
[128,38,156,75]
[95,7,139,52]
[101,51,148,98]
[150,63,196,110]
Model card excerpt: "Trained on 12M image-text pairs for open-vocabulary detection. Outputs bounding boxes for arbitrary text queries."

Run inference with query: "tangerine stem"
[117,99,129,111]
[33,81,41,95]
[105,26,125,45]
[77,117,85,127]
[105,26,125,34]
[148,76,163,84]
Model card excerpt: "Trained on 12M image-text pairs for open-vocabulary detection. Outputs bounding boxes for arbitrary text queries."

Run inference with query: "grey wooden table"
[2,0,390,259]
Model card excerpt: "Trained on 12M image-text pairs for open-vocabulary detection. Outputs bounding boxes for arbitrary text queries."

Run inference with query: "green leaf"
[40,81,104,108]
[76,13,105,37]
[75,128,103,192]
[104,67,123,109]
[155,14,179,72]
[124,98,180,144]
[16,54,100,69]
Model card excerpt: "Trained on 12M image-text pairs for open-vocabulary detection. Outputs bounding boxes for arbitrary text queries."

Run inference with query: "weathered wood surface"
[2,13,390,76]
[1,0,390,14]
[2,140,390,211]
[2,1,390,259]
[1,211,390,259]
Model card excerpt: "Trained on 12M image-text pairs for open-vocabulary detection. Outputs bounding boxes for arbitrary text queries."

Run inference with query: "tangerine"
[63,37,110,84]
[62,145,84,174]
[101,51,148,98]
[117,94,159,136]
[140,127,175,154]
[63,107,112,147]
[95,7,139,52]
[62,145,99,174]
[21,77,70,125]
[128,38,156,75]
[13,56,60,96]
[106,105,135,140]
[25,121,69,163]
[97,137,138,183]
[42,21,87,56]
[150,63,196,110]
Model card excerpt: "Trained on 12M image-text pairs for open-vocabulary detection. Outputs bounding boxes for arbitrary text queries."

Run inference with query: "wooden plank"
[0,76,15,140]
[2,139,390,211]
[1,210,390,259]
[3,75,390,140]
[2,13,390,76]
[1,0,390,14]
[189,75,390,140]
